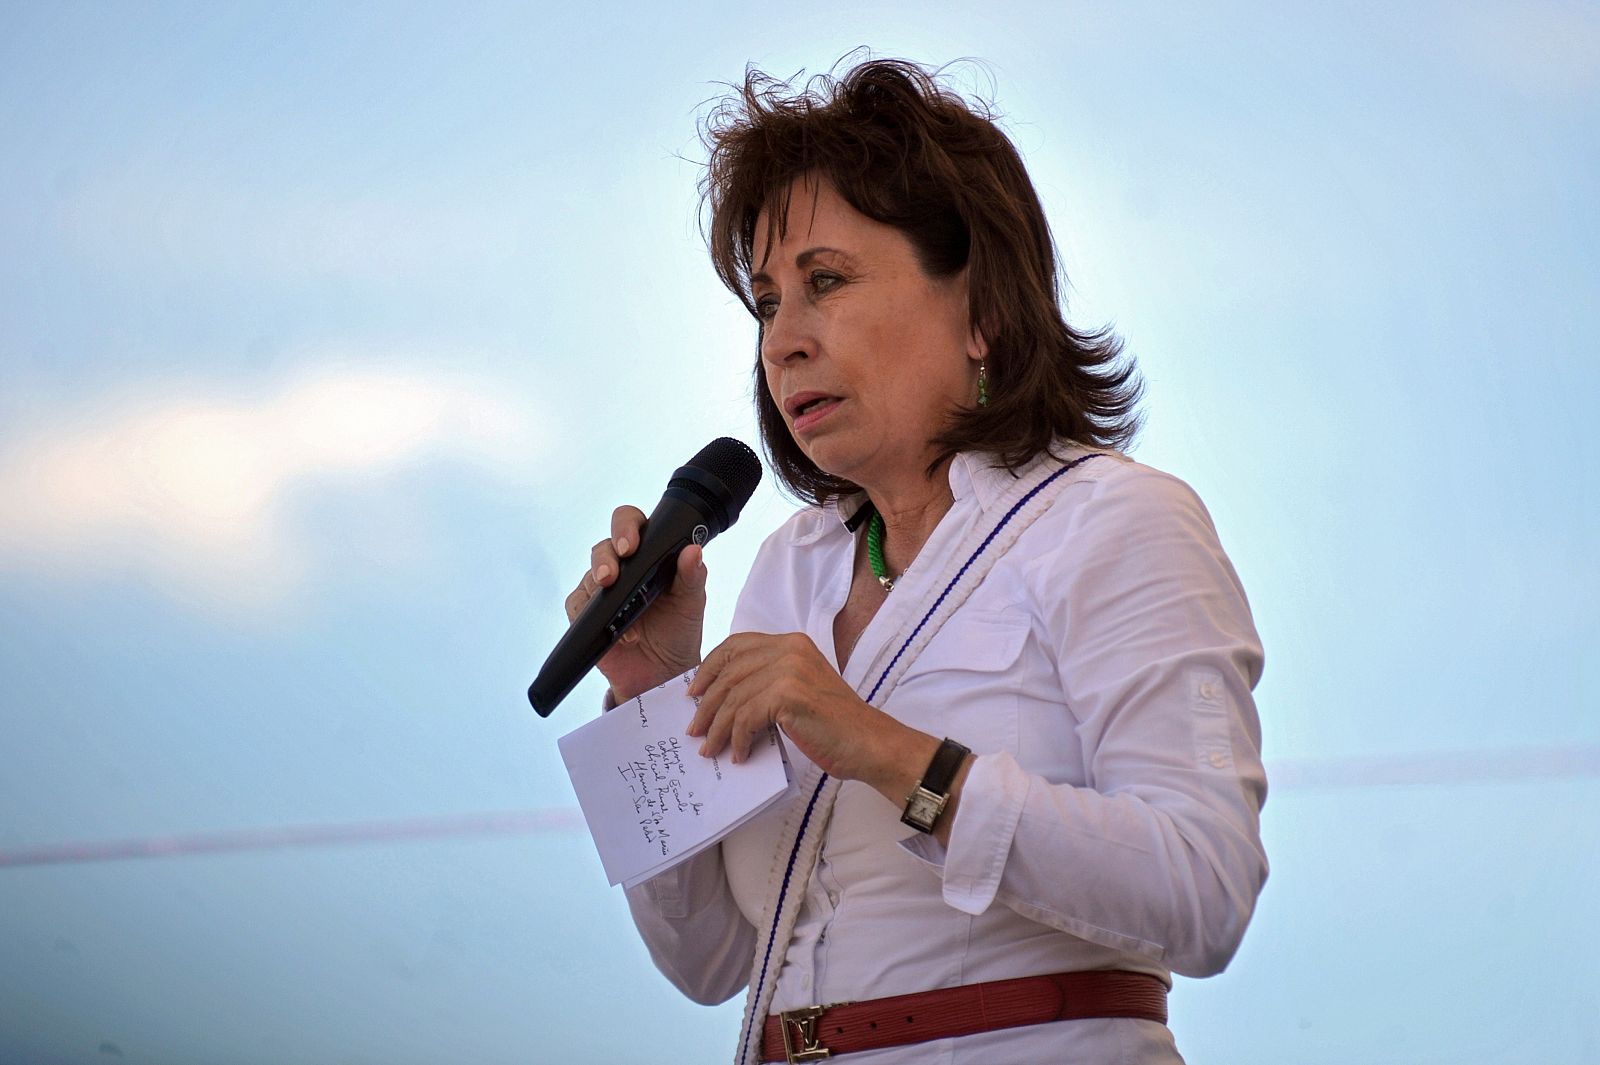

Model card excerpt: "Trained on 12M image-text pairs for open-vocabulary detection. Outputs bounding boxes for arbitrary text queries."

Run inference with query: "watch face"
[902,788,946,833]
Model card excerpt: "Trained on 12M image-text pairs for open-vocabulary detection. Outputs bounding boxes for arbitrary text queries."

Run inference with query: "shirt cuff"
[897,752,1029,915]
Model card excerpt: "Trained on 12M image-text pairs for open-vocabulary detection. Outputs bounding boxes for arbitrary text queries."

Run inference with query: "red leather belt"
[761,969,1168,1062]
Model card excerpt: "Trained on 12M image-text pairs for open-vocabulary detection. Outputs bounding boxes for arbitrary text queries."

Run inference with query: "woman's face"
[753,175,983,495]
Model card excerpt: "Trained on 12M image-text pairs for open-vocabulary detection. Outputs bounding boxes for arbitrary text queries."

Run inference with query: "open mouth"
[785,391,840,418]
[785,392,843,434]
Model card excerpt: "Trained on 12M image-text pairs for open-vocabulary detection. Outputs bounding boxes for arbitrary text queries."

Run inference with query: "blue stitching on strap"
[739,772,829,1063]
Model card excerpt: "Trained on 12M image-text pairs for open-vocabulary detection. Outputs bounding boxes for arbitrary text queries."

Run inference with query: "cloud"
[0,363,547,611]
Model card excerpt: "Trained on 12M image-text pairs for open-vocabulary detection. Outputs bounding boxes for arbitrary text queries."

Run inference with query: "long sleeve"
[623,846,756,1004]
[903,462,1268,977]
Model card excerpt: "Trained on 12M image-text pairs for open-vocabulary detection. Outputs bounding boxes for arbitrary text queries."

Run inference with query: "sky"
[0,2,1596,1062]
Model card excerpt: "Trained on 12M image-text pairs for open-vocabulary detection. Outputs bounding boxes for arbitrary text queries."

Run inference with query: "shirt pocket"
[887,610,1032,752]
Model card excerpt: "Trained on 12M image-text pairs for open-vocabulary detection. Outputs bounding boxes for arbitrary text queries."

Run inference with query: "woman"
[566,59,1266,1064]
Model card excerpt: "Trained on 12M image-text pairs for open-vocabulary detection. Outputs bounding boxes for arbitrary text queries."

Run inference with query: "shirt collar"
[804,444,1105,543]
[951,451,1005,511]
[808,451,1017,543]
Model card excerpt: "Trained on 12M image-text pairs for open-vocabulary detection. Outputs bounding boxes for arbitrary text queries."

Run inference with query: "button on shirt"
[626,448,1267,1064]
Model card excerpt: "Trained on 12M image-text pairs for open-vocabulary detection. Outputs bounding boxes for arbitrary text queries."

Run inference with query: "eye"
[754,294,779,322]
[808,270,843,294]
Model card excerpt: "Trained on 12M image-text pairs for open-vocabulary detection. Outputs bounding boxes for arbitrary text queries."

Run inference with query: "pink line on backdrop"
[1267,742,1600,790]
[0,808,586,869]
[3,745,1596,869]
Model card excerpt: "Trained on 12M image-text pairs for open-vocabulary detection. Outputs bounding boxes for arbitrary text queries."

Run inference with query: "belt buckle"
[779,1003,838,1062]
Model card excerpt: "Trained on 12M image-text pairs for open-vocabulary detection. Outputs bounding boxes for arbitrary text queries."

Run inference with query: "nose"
[758,298,815,369]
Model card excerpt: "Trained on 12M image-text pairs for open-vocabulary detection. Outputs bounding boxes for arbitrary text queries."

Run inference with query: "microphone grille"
[689,437,763,504]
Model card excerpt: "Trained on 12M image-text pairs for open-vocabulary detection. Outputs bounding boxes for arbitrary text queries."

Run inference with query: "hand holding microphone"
[567,503,707,708]
[529,438,762,717]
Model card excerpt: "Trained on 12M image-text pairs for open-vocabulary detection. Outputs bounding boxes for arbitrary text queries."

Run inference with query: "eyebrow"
[750,246,850,288]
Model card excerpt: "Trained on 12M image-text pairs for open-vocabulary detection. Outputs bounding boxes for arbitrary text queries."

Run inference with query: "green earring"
[977,361,989,407]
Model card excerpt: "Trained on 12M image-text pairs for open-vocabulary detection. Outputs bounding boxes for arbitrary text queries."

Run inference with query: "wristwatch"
[901,737,971,833]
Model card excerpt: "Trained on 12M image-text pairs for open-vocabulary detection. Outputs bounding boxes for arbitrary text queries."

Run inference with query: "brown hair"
[701,56,1142,505]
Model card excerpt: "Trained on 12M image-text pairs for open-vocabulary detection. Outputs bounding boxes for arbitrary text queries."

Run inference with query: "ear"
[962,276,990,362]
[967,321,989,363]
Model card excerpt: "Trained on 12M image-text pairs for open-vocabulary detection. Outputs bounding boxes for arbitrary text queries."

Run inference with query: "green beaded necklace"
[866,511,896,591]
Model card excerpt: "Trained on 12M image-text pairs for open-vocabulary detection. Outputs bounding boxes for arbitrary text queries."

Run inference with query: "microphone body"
[528,439,761,717]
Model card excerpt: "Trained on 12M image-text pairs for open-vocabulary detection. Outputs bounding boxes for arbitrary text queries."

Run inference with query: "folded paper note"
[558,669,793,888]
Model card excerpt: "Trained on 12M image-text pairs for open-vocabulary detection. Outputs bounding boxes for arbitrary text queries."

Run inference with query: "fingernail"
[698,741,708,756]
[594,563,611,581]
[614,536,629,553]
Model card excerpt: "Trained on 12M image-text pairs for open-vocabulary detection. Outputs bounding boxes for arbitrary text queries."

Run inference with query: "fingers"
[675,543,707,593]
[686,631,752,704]
[685,634,759,752]
[564,568,599,622]
[610,505,648,557]
[724,712,774,765]
[571,505,647,627]
[688,634,814,763]
[682,633,889,779]
[685,637,730,739]
[699,690,766,763]
[565,536,612,624]
[588,536,621,587]
[586,505,647,593]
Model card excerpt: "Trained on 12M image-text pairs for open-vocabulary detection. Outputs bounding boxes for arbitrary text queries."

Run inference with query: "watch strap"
[920,737,970,795]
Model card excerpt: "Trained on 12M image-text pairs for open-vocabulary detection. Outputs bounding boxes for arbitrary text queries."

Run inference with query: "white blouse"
[626,447,1267,1064]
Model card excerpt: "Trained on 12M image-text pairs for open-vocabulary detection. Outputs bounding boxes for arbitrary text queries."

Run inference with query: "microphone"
[528,437,763,717]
